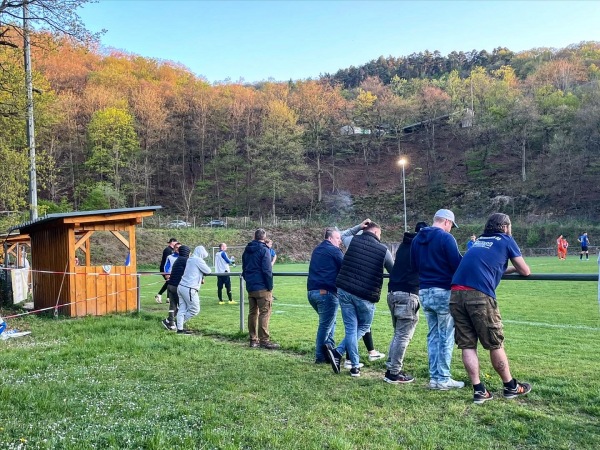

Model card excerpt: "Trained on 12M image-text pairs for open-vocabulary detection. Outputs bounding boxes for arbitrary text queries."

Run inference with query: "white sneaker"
[435,379,465,390]
[427,380,439,389]
[368,351,385,361]
[343,360,364,369]
[154,294,162,304]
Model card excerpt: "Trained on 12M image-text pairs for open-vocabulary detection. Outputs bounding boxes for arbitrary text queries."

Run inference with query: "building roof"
[10,206,162,234]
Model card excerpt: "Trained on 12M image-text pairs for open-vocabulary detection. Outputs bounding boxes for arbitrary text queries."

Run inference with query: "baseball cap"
[434,209,458,228]
[168,238,178,243]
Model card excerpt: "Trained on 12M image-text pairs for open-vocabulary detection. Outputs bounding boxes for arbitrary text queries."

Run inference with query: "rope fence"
[2,257,599,332]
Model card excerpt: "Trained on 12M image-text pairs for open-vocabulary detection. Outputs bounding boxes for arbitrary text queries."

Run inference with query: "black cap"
[415,221,429,232]
[168,238,177,243]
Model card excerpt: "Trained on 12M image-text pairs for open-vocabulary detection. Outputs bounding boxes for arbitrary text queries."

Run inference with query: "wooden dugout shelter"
[9,206,160,317]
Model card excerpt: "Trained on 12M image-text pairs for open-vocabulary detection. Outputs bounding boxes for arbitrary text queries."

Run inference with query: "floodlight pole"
[399,158,407,232]
[24,4,38,220]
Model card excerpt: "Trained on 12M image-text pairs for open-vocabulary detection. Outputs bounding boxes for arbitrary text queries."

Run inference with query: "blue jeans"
[419,287,455,383]
[307,290,339,362]
[336,288,376,368]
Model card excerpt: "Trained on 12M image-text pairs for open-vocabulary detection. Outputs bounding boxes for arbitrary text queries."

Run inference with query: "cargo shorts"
[449,290,504,350]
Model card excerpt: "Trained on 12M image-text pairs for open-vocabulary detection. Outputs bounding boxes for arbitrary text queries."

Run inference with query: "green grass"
[1,257,599,449]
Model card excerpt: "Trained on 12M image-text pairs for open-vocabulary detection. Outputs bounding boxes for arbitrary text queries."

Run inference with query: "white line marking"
[273,303,600,331]
[504,320,599,331]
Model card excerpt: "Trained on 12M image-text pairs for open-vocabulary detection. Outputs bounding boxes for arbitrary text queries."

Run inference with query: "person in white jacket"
[176,246,212,334]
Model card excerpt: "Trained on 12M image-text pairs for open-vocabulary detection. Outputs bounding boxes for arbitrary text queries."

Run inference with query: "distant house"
[339,125,387,136]
[402,108,474,133]
[461,108,474,128]
[340,125,371,136]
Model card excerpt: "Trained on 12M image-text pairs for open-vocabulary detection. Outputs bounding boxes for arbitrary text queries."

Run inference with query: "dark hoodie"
[388,231,420,295]
[410,226,462,290]
[242,240,273,292]
[168,245,190,287]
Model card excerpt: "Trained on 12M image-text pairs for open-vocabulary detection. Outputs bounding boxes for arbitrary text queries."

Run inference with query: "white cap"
[434,209,458,228]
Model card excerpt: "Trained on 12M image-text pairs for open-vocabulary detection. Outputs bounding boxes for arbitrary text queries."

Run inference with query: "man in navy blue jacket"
[242,228,279,349]
[307,227,344,363]
[411,209,463,391]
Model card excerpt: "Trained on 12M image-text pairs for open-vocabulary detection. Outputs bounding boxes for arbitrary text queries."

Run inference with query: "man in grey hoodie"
[176,246,211,334]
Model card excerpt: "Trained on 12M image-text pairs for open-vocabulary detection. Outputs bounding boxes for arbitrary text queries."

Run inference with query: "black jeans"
[217,275,232,301]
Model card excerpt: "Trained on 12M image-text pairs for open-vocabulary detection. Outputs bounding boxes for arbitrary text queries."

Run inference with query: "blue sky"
[78,0,599,83]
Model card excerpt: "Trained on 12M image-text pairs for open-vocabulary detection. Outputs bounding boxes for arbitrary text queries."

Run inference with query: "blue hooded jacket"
[242,240,273,292]
[410,226,462,290]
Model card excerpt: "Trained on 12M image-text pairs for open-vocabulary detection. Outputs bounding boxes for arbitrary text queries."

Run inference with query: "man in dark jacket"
[307,227,343,363]
[155,238,178,303]
[162,245,190,331]
[383,221,428,384]
[324,220,393,377]
[242,228,279,349]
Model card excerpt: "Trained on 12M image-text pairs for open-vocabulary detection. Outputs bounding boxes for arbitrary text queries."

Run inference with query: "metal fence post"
[137,273,141,312]
[239,274,245,332]
[597,250,600,314]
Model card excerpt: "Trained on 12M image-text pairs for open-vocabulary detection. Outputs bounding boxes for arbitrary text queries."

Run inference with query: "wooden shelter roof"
[12,206,161,234]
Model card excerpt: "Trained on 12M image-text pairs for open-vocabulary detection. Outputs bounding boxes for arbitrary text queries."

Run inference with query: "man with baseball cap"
[411,209,463,390]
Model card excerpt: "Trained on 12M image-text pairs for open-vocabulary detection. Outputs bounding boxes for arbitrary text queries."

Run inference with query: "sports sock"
[503,378,517,389]
[363,331,374,352]
[473,382,486,392]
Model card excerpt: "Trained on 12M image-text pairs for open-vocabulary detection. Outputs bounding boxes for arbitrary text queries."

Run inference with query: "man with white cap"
[411,209,463,390]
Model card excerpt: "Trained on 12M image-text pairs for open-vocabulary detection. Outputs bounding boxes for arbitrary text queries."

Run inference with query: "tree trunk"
[316,153,322,203]
[521,138,526,182]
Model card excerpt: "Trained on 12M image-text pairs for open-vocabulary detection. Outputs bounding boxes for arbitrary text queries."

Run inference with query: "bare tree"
[1,0,101,92]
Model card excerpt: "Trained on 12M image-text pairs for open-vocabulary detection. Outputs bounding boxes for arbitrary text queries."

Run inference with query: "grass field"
[1,256,599,449]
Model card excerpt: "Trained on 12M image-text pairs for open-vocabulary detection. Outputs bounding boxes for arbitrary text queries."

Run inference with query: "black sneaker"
[323,343,341,374]
[473,389,494,404]
[176,329,193,335]
[350,367,361,377]
[259,341,280,350]
[383,370,415,384]
[503,381,532,399]
[161,319,170,330]
[249,340,260,348]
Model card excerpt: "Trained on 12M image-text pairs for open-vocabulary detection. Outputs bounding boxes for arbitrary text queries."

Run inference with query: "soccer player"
[578,232,590,261]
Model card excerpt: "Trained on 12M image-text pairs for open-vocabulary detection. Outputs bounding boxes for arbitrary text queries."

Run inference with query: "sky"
[77,0,600,84]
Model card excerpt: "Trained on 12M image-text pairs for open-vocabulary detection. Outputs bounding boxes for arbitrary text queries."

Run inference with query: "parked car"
[167,220,192,229]
[203,219,225,227]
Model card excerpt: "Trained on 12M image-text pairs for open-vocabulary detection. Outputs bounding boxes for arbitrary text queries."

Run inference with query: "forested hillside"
[1,20,599,225]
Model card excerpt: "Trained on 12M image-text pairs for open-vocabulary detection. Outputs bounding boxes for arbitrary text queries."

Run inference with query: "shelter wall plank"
[75,267,88,316]
[95,269,107,316]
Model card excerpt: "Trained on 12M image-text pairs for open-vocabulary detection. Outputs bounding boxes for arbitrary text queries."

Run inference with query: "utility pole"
[24,3,38,220]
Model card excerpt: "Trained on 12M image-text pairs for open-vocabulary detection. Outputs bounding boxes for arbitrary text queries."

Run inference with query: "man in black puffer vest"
[324,220,394,377]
